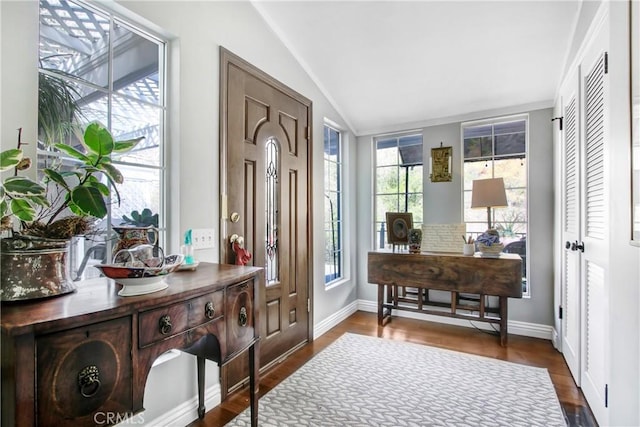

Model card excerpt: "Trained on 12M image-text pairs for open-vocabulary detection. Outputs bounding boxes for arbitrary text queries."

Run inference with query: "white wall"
[356,107,556,326]
[1,0,358,422]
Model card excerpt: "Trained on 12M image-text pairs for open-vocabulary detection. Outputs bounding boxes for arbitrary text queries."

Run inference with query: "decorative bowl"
[477,243,504,257]
[95,254,185,296]
[113,244,165,268]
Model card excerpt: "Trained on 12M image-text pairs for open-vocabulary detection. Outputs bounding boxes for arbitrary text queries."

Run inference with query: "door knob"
[229,234,244,247]
[565,241,571,249]
[575,241,585,252]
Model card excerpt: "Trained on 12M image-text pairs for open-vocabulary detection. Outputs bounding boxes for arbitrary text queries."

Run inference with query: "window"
[324,125,343,284]
[38,0,166,278]
[462,117,528,293]
[374,134,423,248]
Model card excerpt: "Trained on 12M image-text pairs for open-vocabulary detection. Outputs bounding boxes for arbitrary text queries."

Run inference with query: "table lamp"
[471,177,508,230]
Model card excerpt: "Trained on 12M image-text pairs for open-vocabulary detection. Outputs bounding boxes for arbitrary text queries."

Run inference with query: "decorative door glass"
[265,137,279,285]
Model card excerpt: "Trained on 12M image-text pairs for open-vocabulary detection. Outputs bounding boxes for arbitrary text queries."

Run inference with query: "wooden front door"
[219,48,312,395]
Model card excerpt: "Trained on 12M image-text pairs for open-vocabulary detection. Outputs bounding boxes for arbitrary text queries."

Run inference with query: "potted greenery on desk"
[0,122,143,301]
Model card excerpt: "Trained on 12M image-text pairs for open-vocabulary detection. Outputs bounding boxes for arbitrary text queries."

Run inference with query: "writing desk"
[1,262,261,426]
[368,250,522,346]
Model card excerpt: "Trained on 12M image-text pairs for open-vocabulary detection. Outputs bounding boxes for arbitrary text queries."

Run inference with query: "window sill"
[325,277,349,291]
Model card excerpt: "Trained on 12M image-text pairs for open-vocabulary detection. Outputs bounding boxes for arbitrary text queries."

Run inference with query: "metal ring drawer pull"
[205,301,215,319]
[239,306,248,327]
[78,365,101,398]
[159,315,172,335]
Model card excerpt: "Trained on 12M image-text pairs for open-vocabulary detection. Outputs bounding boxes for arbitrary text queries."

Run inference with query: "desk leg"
[377,284,384,325]
[196,356,205,418]
[249,340,260,427]
[499,296,508,346]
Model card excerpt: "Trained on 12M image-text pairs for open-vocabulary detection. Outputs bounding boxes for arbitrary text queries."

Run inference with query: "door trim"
[219,47,314,343]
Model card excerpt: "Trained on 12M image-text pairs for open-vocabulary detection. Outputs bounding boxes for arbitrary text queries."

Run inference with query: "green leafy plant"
[38,66,84,147]
[122,208,159,228]
[1,122,144,239]
[0,130,47,229]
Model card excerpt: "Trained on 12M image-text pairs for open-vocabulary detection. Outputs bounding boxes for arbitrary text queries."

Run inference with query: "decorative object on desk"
[95,253,184,296]
[230,233,252,266]
[476,229,504,257]
[181,229,196,265]
[429,143,452,182]
[421,223,466,253]
[226,333,566,427]
[385,212,413,245]
[408,228,422,253]
[0,123,143,301]
[120,208,159,245]
[177,260,200,271]
[463,243,475,256]
[113,244,164,268]
[112,225,159,257]
[471,177,508,231]
[0,236,75,301]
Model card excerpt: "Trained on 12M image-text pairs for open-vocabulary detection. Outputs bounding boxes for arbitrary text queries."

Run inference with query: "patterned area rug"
[227,333,566,426]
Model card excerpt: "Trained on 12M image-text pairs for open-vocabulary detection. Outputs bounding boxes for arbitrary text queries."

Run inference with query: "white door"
[577,20,609,424]
[559,65,582,384]
[558,13,610,426]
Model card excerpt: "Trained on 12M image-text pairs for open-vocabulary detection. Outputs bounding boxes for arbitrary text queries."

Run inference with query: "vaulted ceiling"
[252,1,582,135]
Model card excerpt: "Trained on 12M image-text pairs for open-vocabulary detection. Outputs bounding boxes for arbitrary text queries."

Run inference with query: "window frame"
[461,114,529,296]
[37,0,168,276]
[323,123,344,286]
[372,132,424,249]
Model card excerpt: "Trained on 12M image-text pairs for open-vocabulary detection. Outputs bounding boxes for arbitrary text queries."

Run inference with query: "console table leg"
[377,284,384,325]
[196,356,205,419]
[249,340,260,427]
[499,296,508,346]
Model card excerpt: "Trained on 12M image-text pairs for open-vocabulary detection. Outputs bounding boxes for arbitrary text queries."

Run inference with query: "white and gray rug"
[227,333,566,426]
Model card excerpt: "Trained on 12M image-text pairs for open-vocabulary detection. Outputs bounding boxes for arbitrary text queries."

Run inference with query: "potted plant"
[0,122,143,301]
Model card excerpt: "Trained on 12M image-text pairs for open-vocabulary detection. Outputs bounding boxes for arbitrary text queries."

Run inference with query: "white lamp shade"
[471,178,508,208]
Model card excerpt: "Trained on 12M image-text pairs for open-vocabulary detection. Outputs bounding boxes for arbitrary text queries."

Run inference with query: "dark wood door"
[219,48,312,394]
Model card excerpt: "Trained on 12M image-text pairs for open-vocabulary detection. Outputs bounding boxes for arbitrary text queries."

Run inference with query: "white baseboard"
[357,299,554,340]
[313,300,359,339]
[120,384,221,426]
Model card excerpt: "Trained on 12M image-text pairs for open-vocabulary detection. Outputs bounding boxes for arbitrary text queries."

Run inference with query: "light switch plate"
[191,228,215,250]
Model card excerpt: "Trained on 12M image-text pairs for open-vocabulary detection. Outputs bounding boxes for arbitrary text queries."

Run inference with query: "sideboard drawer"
[139,290,224,347]
[226,279,255,357]
[36,317,132,427]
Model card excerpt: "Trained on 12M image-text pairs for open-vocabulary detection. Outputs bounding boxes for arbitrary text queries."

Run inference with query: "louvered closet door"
[578,26,609,424]
[559,66,581,384]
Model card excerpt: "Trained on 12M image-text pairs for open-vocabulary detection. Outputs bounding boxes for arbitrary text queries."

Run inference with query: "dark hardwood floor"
[189,311,597,427]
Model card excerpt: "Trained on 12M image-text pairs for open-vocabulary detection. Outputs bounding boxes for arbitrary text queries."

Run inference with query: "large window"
[462,117,528,293]
[38,0,166,278]
[324,125,343,284]
[374,134,423,248]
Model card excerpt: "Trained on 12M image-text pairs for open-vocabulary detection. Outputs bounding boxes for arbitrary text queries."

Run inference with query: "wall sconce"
[429,143,452,182]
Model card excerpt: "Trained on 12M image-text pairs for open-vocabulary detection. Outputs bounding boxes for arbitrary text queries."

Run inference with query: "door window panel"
[265,137,279,285]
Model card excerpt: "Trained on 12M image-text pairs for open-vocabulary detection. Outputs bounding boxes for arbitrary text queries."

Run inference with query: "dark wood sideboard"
[1,262,262,427]
[368,250,522,346]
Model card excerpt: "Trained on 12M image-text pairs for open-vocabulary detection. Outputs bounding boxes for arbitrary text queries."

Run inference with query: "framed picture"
[430,145,452,183]
[631,0,640,245]
[386,212,413,244]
